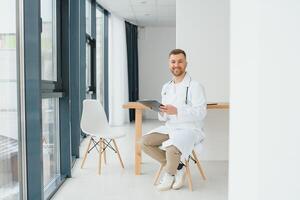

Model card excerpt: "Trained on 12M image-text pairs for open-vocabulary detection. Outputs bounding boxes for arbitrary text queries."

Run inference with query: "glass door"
[0,0,25,199]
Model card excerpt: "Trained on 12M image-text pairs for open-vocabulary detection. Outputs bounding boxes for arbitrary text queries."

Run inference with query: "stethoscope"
[164,73,192,104]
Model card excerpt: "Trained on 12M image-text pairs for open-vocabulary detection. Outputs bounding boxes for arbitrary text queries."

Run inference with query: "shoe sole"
[172,176,186,190]
[172,183,184,190]
[157,186,173,191]
[157,181,175,191]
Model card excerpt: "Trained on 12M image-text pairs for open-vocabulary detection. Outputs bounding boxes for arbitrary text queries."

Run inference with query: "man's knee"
[141,132,168,148]
[140,134,153,147]
[166,145,182,155]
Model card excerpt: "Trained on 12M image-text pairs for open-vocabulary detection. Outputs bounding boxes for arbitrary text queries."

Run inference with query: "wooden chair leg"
[81,137,92,168]
[153,164,164,185]
[185,160,193,191]
[103,139,107,165]
[112,139,124,169]
[192,150,207,180]
[98,138,103,175]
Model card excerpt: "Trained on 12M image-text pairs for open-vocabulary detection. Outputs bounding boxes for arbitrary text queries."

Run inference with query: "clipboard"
[137,100,163,112]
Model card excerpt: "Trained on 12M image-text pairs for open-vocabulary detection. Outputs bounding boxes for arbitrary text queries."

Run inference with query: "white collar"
[171,72,191,87]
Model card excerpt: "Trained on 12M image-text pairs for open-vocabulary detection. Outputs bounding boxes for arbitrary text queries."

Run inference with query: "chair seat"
[89,128,126,139]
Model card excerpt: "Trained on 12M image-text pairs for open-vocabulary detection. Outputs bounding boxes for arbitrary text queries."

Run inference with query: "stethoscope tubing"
[164,73,192,105]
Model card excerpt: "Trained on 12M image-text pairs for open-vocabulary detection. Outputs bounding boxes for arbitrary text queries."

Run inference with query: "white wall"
[176,0,229,103]
[138,26,176,119]
[229,0,300,200]
[176,0,229,161]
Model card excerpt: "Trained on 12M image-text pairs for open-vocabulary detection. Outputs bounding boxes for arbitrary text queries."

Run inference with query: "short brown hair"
[169,49,186,58]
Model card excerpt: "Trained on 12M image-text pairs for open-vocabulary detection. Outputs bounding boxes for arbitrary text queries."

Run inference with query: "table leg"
[135,109,142,175]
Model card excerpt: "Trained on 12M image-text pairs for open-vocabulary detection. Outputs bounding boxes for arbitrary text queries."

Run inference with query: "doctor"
[141,49,207,191]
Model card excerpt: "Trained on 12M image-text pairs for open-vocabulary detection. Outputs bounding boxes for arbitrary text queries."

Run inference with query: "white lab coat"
[147,73,207,160]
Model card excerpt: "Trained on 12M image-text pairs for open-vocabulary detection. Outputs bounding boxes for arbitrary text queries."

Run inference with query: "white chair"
[80,99,125,175]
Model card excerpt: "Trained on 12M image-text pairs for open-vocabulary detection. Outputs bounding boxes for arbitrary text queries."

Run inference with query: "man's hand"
[159,104,177,115]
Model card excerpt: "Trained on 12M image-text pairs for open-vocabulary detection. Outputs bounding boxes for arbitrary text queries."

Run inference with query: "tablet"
[137,99,164,112]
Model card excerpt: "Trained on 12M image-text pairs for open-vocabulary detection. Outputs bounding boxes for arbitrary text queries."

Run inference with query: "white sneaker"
[156,173,175,191]
[172,168,186,190]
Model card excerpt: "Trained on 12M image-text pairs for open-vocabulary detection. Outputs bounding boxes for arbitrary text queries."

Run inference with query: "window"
[85,0,96,99]
[96,7,105,105]
[86,40,92,99]
[86,0,92,36]
[41,0,62,198]
[42,98,60,188]
[41,0,57,81]
[0,0,21,199]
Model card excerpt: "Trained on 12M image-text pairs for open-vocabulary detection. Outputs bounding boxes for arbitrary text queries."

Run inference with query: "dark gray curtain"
[125,21,139,121]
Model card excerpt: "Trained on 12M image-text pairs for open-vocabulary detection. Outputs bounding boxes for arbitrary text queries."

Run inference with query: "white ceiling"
[96,0,176,27]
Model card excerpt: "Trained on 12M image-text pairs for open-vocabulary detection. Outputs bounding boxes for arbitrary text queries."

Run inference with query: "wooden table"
[122,102,229,175]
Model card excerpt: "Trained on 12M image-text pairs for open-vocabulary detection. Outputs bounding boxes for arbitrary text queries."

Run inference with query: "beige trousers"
[141,132,182,175]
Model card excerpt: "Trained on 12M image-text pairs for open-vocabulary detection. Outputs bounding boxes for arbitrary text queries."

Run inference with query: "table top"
[123,102,229,110]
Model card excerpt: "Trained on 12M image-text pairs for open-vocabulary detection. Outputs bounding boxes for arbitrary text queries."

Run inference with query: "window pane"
[42,98,60,190]
[96,9,104,105]
[86,0,91,35]
[86,43,92,99]
[41,0,57,81]
[0,0,20,199]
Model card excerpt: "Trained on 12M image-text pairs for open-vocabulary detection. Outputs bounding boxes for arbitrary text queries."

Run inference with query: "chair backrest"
[80,99,109,135]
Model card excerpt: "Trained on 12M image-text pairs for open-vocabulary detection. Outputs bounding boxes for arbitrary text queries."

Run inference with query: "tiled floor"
[52,120,228,200]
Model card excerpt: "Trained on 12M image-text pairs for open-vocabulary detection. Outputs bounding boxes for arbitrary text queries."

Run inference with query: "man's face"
[168,53,187,77]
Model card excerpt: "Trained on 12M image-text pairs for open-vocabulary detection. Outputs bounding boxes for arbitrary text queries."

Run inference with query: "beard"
[171,67,185,77]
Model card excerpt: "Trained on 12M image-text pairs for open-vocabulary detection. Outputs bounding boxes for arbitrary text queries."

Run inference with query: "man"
[141,49,207,191]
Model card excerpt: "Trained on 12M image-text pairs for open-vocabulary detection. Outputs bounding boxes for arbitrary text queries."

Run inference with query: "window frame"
[85,0,96,100]
[85,33,96,97]
[40,0,63,98]
[19,0,110,199]
[22,0,70,199]
[96,3,109,117]
[95,6,105,105]
[40,0,66,199]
